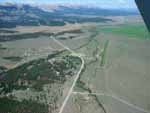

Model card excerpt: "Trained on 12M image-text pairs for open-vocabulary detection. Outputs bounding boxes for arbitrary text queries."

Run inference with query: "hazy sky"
[0,0,137,9]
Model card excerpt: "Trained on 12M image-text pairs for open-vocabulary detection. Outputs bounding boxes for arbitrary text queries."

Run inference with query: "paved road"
[51,36,85,113]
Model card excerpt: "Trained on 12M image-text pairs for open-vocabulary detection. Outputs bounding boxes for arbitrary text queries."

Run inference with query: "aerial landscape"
[0,0,150,113]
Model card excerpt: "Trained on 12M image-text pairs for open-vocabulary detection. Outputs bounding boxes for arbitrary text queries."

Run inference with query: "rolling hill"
[0,3,138,28]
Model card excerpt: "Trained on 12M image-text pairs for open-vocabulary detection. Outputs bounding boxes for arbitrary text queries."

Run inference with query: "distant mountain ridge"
[0,3,139,28]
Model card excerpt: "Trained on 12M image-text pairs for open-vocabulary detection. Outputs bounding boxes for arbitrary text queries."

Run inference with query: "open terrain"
[0,3,150,113]
[54,16,150,113]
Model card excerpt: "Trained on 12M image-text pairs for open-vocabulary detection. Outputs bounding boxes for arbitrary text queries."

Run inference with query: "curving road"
[50,36,149,113]
[50,36,85,113]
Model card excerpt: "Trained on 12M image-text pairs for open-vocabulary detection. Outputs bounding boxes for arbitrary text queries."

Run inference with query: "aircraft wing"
[135,0,150,32]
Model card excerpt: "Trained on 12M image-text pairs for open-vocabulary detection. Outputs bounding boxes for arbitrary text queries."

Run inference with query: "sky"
[0,0,137,9]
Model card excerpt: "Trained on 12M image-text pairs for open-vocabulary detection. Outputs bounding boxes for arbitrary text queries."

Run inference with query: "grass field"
[96,23,150,39]
[72,24,150,112]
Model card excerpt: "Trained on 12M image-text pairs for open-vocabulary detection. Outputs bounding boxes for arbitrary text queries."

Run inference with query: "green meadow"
[96,23,150,39]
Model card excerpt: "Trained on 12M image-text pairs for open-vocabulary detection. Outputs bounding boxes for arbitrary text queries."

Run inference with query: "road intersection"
[51,36,149,113]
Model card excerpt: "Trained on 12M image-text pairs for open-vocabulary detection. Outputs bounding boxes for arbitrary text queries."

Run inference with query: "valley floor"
[0,15,150,113]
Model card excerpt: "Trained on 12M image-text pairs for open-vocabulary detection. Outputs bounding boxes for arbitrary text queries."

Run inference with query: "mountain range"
[0,3,139,28]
